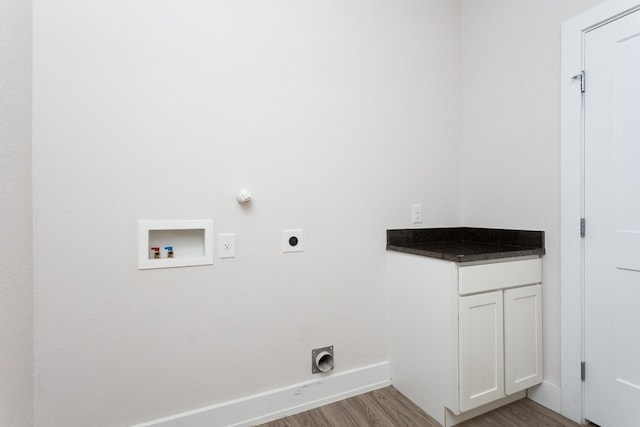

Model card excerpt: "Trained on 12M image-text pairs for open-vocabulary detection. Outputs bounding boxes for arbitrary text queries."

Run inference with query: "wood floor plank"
[334,397,394,427]
[521,399,582,426]
[300,409,331,427]
[364,387,441,427]
[254,386,582,427]
[316,399,359,425]
[457,398,581,427]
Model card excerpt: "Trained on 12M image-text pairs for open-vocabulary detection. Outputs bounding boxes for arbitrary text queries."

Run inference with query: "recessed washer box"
[138,220,214,269]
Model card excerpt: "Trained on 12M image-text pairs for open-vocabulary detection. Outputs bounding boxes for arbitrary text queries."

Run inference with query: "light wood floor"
[256,386,581,427]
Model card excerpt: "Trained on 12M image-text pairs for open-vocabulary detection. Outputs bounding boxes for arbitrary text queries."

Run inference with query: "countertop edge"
[386,244,546,263]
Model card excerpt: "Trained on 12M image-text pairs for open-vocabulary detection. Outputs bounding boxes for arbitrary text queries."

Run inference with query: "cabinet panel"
[458,258,541,295]
[504,284,543,394]
[459,291,504,412]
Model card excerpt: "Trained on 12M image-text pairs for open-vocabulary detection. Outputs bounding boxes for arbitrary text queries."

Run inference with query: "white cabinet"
[504,284,543,395]
[458,284,543,412]
[388,253,543,426]
[458,290,504,412]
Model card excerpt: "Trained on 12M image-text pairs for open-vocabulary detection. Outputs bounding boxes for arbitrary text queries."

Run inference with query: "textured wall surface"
[32,1,461,425]
[0,0,33,425]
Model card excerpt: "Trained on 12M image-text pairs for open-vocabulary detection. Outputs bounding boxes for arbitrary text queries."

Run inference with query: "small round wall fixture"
[236,189,252,204]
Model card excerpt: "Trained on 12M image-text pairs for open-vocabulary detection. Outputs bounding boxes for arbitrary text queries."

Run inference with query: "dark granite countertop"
[387,227,545,263]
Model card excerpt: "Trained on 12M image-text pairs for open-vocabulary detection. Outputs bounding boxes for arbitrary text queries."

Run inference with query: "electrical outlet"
[282,229,304,253]
[412,204,422,224]
[219,233,235,258]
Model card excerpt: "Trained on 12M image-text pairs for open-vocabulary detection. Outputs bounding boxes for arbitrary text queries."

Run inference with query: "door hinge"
[581,361,586,381]
[580,218,586,237]
[572,70,585,93]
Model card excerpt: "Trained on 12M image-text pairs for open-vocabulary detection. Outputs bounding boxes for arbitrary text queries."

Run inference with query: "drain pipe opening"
[312,346,335,374]
[315,351,334,373]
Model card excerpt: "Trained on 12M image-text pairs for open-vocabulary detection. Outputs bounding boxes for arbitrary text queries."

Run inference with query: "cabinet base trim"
[445,391,526,427]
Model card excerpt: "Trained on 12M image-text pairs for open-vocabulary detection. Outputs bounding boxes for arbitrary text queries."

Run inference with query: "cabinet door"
[458,291,504,412]
[504,284,543,394]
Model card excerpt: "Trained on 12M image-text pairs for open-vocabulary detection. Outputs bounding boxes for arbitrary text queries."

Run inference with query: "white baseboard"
[527,380,561,414]
[132,362,391,427]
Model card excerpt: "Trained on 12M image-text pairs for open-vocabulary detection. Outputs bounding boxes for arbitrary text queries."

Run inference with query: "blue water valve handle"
[164,246,174,258]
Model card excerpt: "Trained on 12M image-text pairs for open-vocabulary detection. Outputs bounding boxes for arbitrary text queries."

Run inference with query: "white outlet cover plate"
[219,233,235,258]
[282,229,304,253]
[412,203,422,224]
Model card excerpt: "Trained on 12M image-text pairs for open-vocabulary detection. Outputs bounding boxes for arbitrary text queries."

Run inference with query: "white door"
[458,291,504,412]
[584,10,640,426]
[504,284,543,395]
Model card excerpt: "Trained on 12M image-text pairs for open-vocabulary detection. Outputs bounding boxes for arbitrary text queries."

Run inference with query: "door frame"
[560,0,640,423]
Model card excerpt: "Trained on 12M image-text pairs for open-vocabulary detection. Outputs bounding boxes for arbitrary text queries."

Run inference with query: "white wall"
[0,0,33,425]
[32,1,460,425]
[459,0,604,394]
[32,1,614,423]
